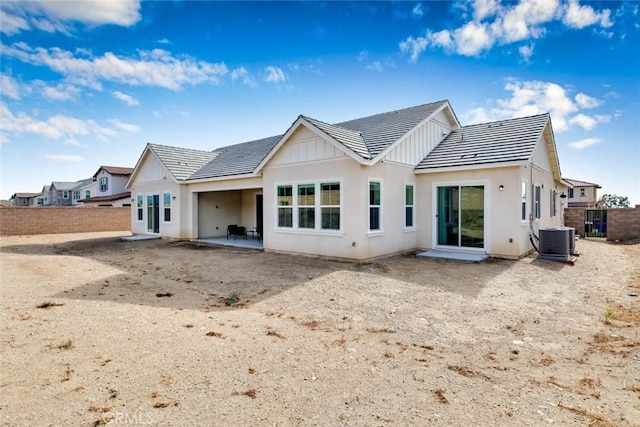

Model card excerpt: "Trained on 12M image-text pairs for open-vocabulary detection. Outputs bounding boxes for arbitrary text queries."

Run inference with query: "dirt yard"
[0,232,638,426]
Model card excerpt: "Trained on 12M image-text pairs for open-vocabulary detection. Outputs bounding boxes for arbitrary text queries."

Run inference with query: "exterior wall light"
[499,185,504,192]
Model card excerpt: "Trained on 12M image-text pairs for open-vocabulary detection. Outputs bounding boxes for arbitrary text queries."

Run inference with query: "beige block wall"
[0,207,130,236]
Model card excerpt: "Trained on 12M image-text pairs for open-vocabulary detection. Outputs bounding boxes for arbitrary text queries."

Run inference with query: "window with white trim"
[550,189,557,217]
[405,184,414,228]
[63,190,69,199]
[99,177,108,192]
[73,190,80,200]
[568,188,574,198]
[85,190,91,199]
[369,181,381,231]
[320,182,340,230]
[277,185,293,228]
[534,185,541,219]
[298,184,315,229]
[580,188,586,197]
[521,181,527,221]
[163,192,171,222]
[137,195,143,221]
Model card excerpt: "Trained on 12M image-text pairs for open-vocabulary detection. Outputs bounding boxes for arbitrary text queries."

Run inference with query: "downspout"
[528,158,540,253]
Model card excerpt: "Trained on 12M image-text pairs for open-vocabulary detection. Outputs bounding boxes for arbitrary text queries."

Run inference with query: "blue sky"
[1,0,638,204]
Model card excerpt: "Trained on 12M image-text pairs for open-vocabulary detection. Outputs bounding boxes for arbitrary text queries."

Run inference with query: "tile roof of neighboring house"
[564,178,601,188]
[12,192,41,198]
[149,143,218,181]
[334,100,449,158]
[51,181,81,191]
[73,178,94,189]
[189,135,282,180]
[94,166,134,178]
[80,191,131,203]
[417,114,549,170]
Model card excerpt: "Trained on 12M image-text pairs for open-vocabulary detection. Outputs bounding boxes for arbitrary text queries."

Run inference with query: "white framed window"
[534,184,541,219]
[568,188,574,198]
[275,182,341,231]
[297,184,315,229]
[73,190,80,200]
[277,185,293,228]
[85,190,91,199]
[550,189,557,217]
[369,180,382,231]
[163,192,171,222]
[63,190,69,199]
[521,181,527,221]
[405,184,414,228]
[580,188,586,197]
[99,177,108,192]
[320,182,340,230]
[136,194,144,221]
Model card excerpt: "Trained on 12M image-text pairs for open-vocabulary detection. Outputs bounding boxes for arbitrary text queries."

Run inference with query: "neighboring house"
[41,185,51,206]
[79,166,133,207]
[127,100,570,260]
[564,178,601,208]
[10,192,42,206]
[49,179,92,206]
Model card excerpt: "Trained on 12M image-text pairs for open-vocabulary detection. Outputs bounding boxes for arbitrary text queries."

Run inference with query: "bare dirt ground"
[0,232,638,426]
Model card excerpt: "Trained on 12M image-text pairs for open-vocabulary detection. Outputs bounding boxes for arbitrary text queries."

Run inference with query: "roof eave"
[185,172,260,185]
[415,159,527,174]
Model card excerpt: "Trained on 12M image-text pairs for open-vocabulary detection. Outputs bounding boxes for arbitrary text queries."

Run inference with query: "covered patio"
[195,236,263,250]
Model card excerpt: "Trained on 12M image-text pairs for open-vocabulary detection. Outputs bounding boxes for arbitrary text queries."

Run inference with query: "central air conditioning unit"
[539,227,572,261]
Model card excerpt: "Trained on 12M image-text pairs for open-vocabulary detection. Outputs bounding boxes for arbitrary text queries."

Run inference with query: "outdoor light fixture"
[560,192,567,198]
[499,185,504,192]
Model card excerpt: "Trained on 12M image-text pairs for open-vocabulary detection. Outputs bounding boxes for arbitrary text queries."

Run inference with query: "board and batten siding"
[268,126,348,167]
[383,110,453,166]
[134,152,170,184]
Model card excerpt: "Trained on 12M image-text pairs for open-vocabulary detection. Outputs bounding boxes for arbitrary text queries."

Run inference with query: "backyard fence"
[564,205,640,242]
[0,207,130,236]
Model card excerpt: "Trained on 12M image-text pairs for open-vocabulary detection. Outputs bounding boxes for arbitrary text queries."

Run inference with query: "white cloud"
[563,0,612,29]
[519,43,534,63]
[40,82,80,101]
[400,0,614,60]
[0,8,29,35]
[412,3,424,18]
[0,101,132,143]
[460,79,611,133]
[357,50,368,61]
[230,67,258,88]
[366,61,383,72]
[112,90,139,106]
[399,35,429,62]
[264,66,286,83]
[1,74,22,100]
[569,137,600,150]
[1,42,228,91]
[44,154,85,162]
[0,0,141,35]
[575,92,601,108]
[569,113,610,130]
[158,38,170,44]
[109,119,140,133]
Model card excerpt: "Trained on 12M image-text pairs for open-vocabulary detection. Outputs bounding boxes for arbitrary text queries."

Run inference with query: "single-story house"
[10,192,43,206]
[127,100,570,260]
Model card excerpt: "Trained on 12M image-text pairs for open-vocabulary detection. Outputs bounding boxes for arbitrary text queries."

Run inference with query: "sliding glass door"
[437,185,484,249]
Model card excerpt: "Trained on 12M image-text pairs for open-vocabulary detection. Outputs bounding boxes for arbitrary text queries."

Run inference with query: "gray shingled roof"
[149,143,218,181]
[301,116,370,159]
[51,181,83,191]
[334,100,448,158]
[189,135,281,180]
[564,178,600,188]
[417,114,549,170]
